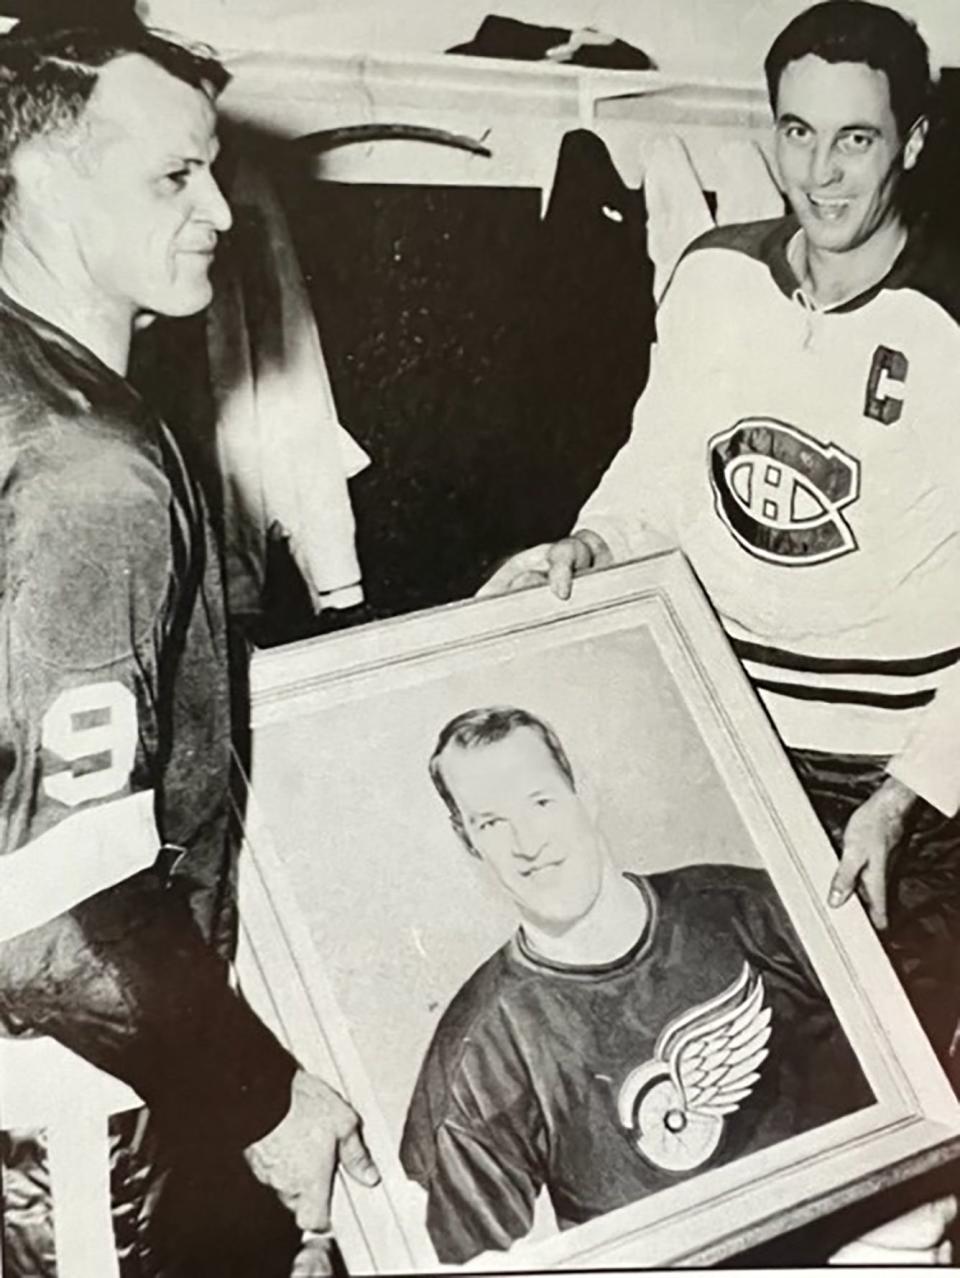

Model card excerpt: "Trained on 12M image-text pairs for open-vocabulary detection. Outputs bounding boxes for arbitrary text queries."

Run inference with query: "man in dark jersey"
[0,21,377,1277]
[400,706,872,1264]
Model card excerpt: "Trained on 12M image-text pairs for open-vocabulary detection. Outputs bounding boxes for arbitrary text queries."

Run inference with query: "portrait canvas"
[234,551,960,1272]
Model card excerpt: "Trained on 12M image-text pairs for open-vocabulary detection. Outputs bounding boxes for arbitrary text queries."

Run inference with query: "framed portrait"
[234,551,960,1272]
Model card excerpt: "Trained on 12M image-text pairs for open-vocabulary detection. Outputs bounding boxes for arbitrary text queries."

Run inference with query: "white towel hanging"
[715,138,784,226]
[642,134,714,302]
[207,158,370,616]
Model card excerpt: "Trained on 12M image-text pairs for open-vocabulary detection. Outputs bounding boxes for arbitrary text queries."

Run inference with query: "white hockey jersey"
[579,217,960,815]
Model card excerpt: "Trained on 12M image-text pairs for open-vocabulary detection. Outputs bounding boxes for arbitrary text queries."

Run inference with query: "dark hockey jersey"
[401,864,871,1263]
[0,288,294,1147]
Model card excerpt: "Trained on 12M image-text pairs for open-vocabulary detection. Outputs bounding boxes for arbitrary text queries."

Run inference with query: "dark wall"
[294,182,545,619]
[919,70,960,236]
[138,136,657,645]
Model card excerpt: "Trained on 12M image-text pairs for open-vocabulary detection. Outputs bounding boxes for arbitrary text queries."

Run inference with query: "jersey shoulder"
[663,217,795,309]
[0,299,161,459]
[684,216,793,266]
[890,223,960,324]
[0,311,175,670]
[646,860,775,906]
[0,304,97,425]
[644,862,796,950]
[0,300,169,506]
[645,862,820,998]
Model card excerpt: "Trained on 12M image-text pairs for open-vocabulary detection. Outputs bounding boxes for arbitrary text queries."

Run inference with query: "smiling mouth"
[520,858,565,878]
[807,194,852,220]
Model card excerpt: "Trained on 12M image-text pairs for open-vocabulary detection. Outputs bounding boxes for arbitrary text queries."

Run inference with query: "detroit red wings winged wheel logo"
[617,963,771,1172]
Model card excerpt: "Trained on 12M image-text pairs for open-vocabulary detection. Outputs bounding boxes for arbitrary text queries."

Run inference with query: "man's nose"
[810,141,842,188]
[510,819,545,861]
[196,171,233,233]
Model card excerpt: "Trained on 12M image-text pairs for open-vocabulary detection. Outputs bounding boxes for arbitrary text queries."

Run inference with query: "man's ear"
[10,141,52,203]
[903,114,929,172]
[10,138,72,221]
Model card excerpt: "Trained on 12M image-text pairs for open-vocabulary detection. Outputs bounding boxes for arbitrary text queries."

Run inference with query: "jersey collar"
[768,215,922,315]
[0,285,158,432]
[513,873,657,979]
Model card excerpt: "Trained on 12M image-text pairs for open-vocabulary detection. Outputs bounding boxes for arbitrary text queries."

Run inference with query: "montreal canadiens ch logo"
[708,418,861,566]
[617,963,771,1173]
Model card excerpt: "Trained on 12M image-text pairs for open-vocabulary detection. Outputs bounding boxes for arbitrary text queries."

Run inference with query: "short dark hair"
[764,1,931,137]
[429,706,575,854]
[0,23,229,226]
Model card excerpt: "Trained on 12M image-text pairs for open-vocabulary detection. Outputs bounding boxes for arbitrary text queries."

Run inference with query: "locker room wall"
[143,0,960,80]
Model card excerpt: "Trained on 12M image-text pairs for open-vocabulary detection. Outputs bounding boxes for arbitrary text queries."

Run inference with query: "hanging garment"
[643,134,787,300]
[206,158,370,617]
[509,127,657,541]
[642,134,714,303]
[714,138,785,226]
[446,15,654,69]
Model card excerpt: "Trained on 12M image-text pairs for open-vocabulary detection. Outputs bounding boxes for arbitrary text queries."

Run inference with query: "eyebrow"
[161,141,221,168]
[468,786,557,819]
[777,111,808,126]
[776,111,881,135]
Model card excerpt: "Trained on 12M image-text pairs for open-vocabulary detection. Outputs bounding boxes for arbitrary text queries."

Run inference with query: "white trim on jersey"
[0,788,160,943]
[754,686,924,757]
[47,1109,121,1278]
[0,1032,141,1129]
[1,1034,142,1278]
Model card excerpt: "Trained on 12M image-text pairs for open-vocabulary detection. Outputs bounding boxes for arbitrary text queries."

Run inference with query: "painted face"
[440,727,606,931]
[773,54,925,255]
[61,53,232,321]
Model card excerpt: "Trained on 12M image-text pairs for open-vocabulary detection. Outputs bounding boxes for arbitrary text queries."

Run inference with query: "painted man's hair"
[429,705,575,853]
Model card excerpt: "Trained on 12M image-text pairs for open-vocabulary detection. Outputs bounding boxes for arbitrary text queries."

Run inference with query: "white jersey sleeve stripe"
[0,1032,142,1128]
[0,789,159,943]
[47,1108,121,1278]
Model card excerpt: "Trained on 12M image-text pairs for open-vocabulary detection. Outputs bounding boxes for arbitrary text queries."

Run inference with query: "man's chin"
[521,895,598,938]
[145,280,215,320]
[797,216,860,254]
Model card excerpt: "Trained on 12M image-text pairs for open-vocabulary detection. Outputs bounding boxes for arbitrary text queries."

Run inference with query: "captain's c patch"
[864,345,908,425]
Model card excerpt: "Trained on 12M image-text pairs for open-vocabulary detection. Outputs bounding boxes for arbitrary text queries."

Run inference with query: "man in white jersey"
[485,0,960,1077]
[483,1,960,1257]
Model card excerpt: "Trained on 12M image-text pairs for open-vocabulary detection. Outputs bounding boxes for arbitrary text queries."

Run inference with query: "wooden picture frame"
[235,551,960,1272]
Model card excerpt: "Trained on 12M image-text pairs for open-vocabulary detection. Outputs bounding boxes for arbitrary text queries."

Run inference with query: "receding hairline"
[67,51,220,157]
[87,48,221,111]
